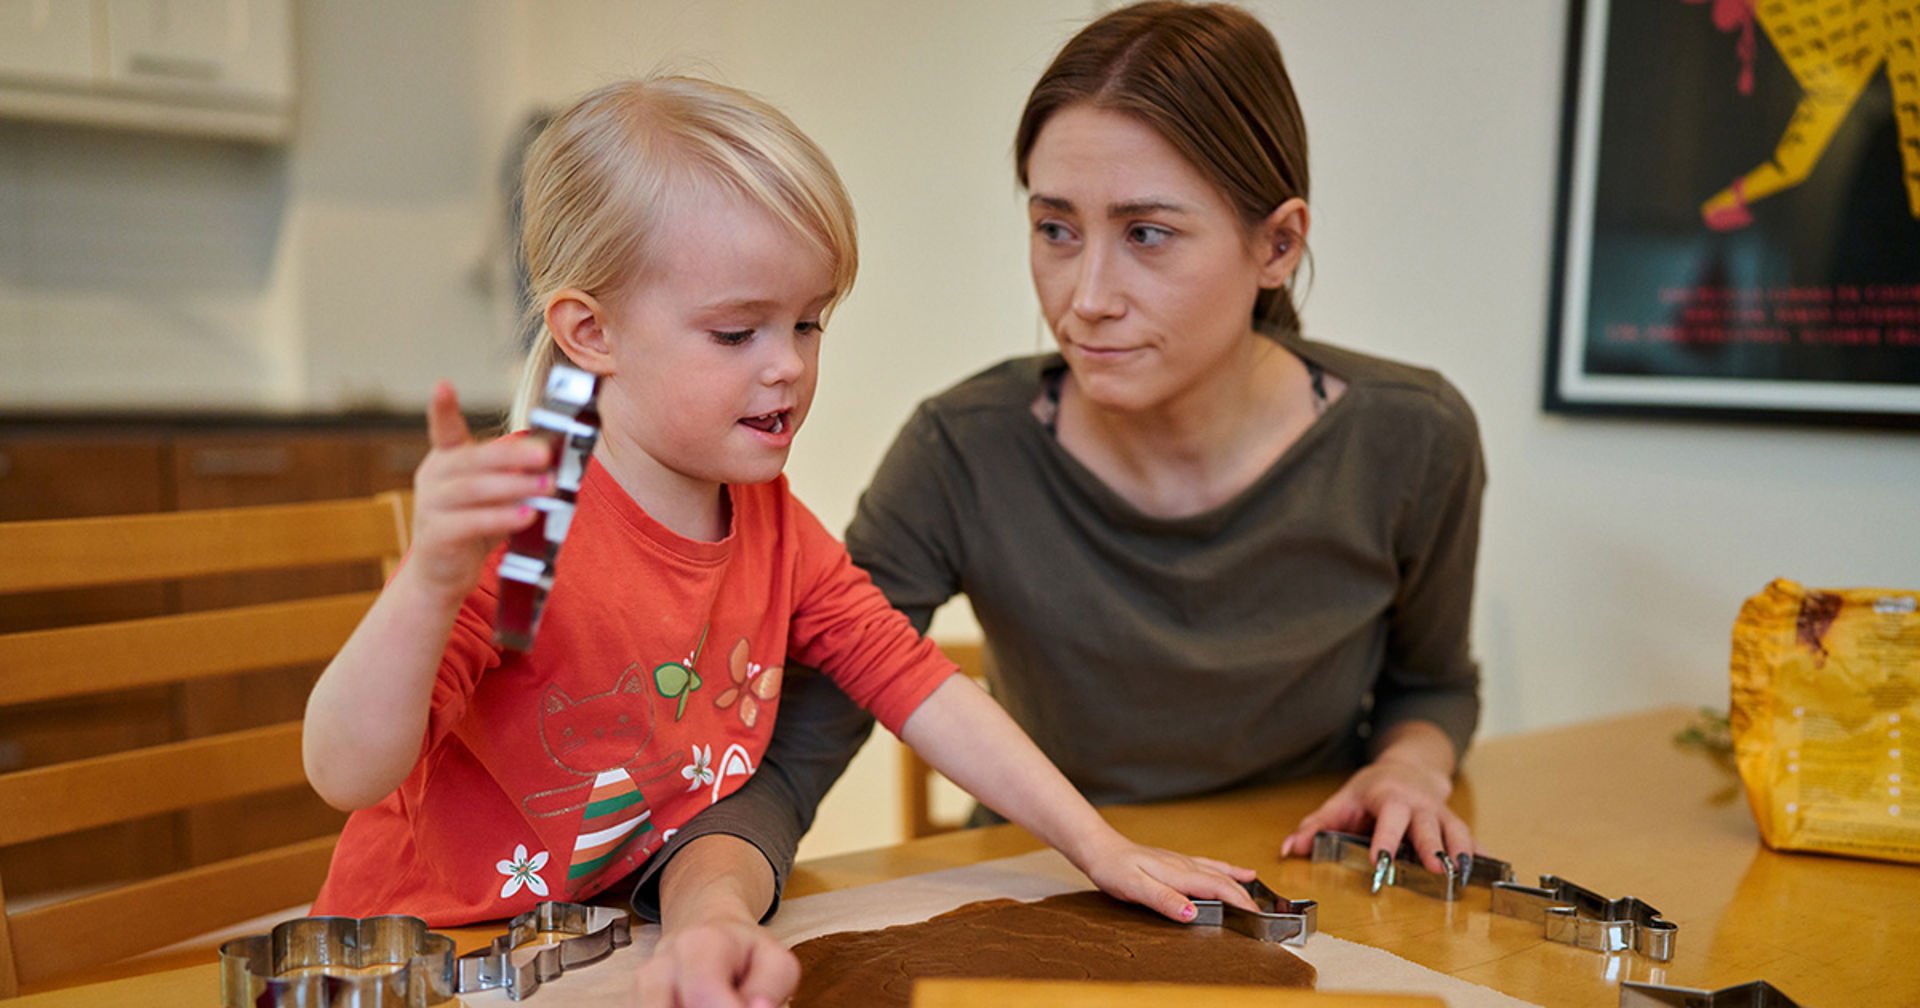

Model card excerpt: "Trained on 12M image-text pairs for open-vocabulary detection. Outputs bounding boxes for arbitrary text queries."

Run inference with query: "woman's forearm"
[1369,719,1459,777]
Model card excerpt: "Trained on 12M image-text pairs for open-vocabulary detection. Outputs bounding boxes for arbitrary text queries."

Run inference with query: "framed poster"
[1544,0,1920,427]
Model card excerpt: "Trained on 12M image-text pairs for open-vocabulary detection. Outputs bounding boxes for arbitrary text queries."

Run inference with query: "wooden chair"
[900,641,990,840]
[0,493,409,996]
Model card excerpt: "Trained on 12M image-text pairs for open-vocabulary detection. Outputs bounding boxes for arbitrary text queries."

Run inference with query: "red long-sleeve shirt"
[313,463,953,925]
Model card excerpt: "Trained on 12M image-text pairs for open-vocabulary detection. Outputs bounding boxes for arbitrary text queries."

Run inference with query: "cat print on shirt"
[520,663,682,894]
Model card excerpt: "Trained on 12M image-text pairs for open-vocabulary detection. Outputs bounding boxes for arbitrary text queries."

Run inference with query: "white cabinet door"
[104,0,292,105]
[0,0,97,87]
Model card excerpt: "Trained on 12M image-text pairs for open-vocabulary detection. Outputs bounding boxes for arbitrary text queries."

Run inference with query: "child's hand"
[1073,832,1261,923]
[406,381,554,603]
[634,910,798,1008]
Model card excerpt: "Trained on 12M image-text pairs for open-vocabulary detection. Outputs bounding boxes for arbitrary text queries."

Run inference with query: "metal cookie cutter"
[1190,878,1318,945]
[1492,875,1677,961]
[456,900,632,1000]
[494,361,602,652]
[1309,829,1514,901]
[220,914,456,1007]
[1620,979,1802,1007]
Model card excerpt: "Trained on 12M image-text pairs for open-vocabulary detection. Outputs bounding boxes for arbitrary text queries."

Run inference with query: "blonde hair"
[508,76,859,429]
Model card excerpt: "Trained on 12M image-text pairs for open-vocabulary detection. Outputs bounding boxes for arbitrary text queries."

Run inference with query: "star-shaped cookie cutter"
[219,913,456,1007]
[1189,878,1317,945]
[1492,875,1677,961]
[455,900,632,1000]
[1309,829,1515,901]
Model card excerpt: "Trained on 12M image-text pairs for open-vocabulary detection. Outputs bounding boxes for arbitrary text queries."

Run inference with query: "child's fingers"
[425,381,473,451]
[1188,855,1257,881]
[1159,857,1259,912]
[735,941,800,1008]
[1121,873,1204,924]
[429,471,551,512]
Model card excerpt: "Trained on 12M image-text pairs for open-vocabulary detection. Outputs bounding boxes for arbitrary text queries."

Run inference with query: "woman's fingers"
[1367,802,1413,867]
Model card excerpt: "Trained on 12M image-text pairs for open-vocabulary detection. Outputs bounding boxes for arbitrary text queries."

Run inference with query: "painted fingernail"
[1180,903,1197,921]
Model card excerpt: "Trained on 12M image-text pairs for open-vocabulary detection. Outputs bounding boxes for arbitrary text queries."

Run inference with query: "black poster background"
[1548,0,1920,422]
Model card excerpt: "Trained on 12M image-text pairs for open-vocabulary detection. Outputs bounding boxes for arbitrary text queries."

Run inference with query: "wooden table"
[14,706,1913,1006]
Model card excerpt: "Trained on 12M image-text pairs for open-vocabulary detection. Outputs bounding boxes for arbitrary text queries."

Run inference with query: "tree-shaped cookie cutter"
[1492,875,1677,961]
[1310,829,1515,901]
[455,901,632,1000]
[219,914,457,1006]
[495,361,601,652]
[1190,878,1318,945]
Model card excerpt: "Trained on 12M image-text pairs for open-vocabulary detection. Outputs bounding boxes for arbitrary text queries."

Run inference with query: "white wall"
[0,0,528,412]
[3,1,1916,860]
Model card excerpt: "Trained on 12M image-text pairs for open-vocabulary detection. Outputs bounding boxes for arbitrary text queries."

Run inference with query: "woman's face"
[1025,104,1288,415]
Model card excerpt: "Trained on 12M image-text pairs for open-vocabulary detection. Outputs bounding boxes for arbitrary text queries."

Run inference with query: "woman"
[634,3,1485,1002]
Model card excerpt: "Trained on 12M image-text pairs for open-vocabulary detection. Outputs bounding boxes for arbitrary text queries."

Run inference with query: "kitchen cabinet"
[0,0,295,142]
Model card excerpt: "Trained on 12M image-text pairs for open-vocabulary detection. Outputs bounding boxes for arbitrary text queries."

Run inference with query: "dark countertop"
[0,409,500,434]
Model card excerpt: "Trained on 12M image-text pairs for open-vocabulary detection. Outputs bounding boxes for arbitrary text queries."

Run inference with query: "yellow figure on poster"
[1691,0,1920,229]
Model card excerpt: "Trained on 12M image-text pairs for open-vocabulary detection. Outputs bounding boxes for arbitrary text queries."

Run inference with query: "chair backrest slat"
[8,836,338,986]
[0,593,379,707]
[0,491,409,994]
[0,723,307,847]
[0,495,410,595]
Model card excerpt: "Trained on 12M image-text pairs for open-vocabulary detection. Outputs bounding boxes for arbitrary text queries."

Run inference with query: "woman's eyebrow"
[1027,193,1190,217]
[1108,198,1189,217]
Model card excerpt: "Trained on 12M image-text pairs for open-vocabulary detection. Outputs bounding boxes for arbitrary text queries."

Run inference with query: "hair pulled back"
[1016,2,1309,339]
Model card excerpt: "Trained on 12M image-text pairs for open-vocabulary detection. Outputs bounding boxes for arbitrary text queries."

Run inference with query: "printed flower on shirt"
[497,844,550,899]
[682,743,715,792]
[715,637,782,728]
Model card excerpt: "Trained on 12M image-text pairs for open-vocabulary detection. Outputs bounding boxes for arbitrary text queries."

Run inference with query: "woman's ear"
[545,289,616,376]
[1255,197,1311,289]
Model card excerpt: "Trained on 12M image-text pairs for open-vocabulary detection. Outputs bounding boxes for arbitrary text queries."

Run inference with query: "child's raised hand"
[1073,833,1260,924]
[406,380,554,602]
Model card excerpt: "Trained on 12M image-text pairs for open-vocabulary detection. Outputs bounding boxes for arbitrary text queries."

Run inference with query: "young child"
[302,75,1253,928]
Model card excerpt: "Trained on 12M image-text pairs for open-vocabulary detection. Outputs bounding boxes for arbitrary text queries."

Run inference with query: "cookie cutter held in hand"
[1309,829,1514,901]
[494,362,602,652]
[455,900,632,1000]
[220,914,456,1007]
[1492,875,1677,961]
[1189,878,1317,945]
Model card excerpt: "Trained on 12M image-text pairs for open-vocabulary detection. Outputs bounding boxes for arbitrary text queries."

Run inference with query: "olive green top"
[629,338,1485,917]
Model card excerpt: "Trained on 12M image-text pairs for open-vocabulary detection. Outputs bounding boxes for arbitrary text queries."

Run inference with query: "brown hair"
[1015,1,1309,339]
[510,76,858,428]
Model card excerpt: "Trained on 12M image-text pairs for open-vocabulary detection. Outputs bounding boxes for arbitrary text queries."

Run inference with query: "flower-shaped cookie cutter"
[219,913,456,1007]
[455,900,632,1000]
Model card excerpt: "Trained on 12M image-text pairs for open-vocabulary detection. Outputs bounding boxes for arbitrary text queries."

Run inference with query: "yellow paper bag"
[1729,578,1920,864]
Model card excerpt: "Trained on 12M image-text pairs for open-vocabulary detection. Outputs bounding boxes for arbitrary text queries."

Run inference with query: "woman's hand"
[1071,831,1260,923]
[406,381,553,602]
[1278,722,1474,873]
[633,909,797,1008]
